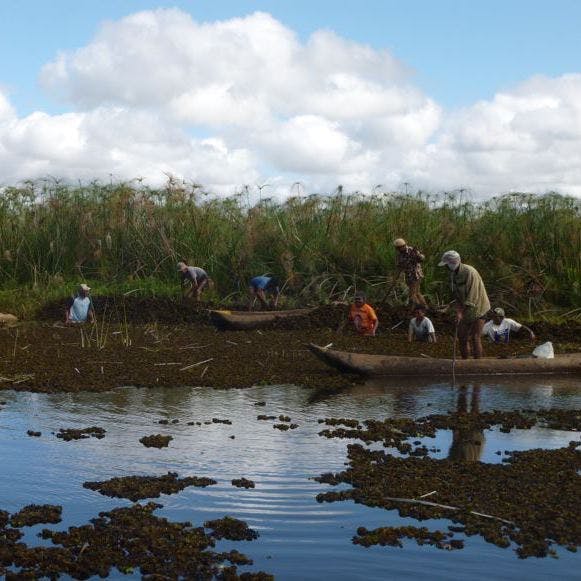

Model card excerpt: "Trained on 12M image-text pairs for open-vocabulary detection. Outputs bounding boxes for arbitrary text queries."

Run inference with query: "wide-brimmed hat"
[438,250,461,266]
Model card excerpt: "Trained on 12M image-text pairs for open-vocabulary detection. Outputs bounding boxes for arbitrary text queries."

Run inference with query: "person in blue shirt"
[249,276,280,309]
[64,284,95,324]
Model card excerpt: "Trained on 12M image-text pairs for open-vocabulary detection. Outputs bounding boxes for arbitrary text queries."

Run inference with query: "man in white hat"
[482,307,535,344]
[393,238,426,306]
[64,283,95,324]
[178,261,210,301]
[438,250,490,359]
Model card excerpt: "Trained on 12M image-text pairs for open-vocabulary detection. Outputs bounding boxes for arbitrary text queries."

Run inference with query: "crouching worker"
[65,284,95,324]
[482,307,535,344]
[408,304,436,343]
[178,261,210,301]
[249,276,280,309]
[349,292,379,336]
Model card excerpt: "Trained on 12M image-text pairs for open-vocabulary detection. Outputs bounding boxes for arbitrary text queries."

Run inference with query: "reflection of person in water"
[448,384,485,462]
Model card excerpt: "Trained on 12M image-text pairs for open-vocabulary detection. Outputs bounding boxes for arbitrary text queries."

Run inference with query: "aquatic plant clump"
[56,426,106,441]
[139,434,173,448]
[83,471,217,501]
[204,516,259,541]
[232,478,256,489]
[354,525,464,550]
[0,501,270,579]
[9,504,62,527]
[316,441,581,558]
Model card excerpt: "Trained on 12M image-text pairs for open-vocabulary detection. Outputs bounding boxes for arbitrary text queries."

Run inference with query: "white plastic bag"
[532,341,554,359]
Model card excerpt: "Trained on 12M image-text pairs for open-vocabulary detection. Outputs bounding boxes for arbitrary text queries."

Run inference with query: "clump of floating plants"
[0,501,271,579]
[139,433,173,448]
[232,478,256,489]
[83,471,217,501]
[204,516,259,541]
[9,504,62,527]
[316,410,581,558]
[56,426,106,441]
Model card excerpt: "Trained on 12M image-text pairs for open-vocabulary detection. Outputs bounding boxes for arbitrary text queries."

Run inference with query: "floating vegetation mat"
[56,426,106,441]
[83,471,217,501]
[0,501,271,579]
[232,478,256,489]
[1,311,579,393]
[139,434,173,448]
[315,410,581,559]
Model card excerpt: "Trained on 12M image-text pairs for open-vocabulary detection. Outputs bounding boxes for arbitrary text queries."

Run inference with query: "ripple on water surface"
[0,377,580,580]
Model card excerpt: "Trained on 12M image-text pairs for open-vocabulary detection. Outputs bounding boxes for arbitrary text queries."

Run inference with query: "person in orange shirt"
[349,292,379,336]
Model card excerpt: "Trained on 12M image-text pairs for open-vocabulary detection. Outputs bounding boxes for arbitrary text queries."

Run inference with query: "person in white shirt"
[482,307,535,344]
[178,261,210,300]
[64,284,95,324]
[408,305,436,343]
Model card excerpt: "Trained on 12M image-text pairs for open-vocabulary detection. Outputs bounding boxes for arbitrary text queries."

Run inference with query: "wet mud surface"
[2,303,579,393]
[0,501,271,580]
[316,411,581,559]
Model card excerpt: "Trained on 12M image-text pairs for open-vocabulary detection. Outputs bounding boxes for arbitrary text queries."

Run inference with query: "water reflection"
[448,385,484,462]
[1,378,580,581]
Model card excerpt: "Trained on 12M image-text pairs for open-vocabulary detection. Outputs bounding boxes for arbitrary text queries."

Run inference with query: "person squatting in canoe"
[439,250,490,359]
[349,291,379,336]
[408,304,437,343]
[482,307,536,344]
[393,238,427,307]
[249,275,280,309]
[178,261,210,301]
[64,283,95,325]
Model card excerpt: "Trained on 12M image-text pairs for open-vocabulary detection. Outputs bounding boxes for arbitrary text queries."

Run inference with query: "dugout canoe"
[308,344,581,377]
[210,308,314,330]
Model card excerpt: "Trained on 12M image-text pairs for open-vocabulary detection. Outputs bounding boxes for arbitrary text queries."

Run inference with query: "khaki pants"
[458,317,485,359]
[407,279,427,307]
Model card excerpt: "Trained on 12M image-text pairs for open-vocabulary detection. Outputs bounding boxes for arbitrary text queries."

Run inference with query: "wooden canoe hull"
[308,344,581,377]
[210,308,313,330]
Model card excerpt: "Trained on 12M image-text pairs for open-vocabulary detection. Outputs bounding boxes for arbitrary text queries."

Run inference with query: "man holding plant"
[438,250,490,359]
[394,238,427,306]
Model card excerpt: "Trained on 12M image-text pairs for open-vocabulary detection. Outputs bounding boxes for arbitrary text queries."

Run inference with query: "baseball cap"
[177,261,187,270]
[493,307,505,317]
[79,283,91,292]
[438,250,461,267]
[393,238,406,247]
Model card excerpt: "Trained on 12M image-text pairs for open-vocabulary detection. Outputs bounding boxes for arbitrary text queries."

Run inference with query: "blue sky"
[0,1,580,195]
[2,0,579,113]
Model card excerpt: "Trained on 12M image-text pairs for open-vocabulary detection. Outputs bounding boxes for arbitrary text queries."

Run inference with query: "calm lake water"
[1,377,580,580]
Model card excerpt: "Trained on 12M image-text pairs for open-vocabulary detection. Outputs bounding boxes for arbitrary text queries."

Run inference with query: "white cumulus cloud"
[0,9,578,197]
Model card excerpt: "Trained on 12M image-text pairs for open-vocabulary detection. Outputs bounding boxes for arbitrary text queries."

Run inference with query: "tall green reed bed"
[0,180,579,318]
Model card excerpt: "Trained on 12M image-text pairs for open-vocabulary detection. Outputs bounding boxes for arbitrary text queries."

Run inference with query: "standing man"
[178,261,210,301]
[438,250,490,359]
[64,284,95,324]
[394,238,426,306]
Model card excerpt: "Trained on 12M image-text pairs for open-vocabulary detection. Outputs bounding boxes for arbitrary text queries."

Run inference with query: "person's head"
[412,304,426,320]
[177,261,188,273]
[266,277,280,292]
[492,307,505,324]
[78,283,91,297]
[394,238,407,253]
[354,291,366,307]
[438,250,461,271]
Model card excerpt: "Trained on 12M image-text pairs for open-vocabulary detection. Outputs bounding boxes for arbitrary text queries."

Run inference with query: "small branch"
[382,497,514,525]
